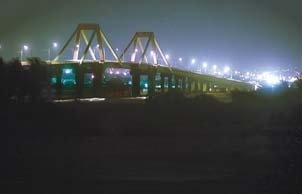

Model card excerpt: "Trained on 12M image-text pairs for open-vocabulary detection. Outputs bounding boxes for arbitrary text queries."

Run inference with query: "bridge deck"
[49,61,254,99]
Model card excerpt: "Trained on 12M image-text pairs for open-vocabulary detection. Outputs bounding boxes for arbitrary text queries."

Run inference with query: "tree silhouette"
[295,79,302,89]
[0,57,51,102]
[27,58,50,102]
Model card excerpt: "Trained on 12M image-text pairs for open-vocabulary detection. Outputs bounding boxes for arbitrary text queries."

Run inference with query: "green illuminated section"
[140,75,149,89]
[61,68,76,86]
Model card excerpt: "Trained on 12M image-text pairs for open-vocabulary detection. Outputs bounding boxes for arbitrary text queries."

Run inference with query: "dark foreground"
[1,94,302,194]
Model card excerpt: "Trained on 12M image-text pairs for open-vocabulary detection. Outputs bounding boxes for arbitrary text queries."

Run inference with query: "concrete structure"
[51,24,253,99]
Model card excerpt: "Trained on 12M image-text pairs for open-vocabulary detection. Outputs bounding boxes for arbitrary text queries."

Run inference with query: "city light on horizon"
[202,62,208,68]
[191,58,196,65]
[224,66,231,74]
[23,45,29,51]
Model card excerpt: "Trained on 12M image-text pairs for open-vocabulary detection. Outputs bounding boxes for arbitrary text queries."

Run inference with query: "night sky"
[0,0,302,70]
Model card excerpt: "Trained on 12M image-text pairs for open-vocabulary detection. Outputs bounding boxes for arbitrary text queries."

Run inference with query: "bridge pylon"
[120,32,170,68]
[53,23,120,64]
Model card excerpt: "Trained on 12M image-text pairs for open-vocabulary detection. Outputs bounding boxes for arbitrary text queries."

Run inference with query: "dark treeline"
[0,57,51,103]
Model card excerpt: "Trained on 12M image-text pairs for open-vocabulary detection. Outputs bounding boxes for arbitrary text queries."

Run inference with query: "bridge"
[50,24,254,98]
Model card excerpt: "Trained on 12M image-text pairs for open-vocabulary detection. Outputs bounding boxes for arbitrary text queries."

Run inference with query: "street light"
[191,58,196,65]
[213,65,217,73]
[190,58,196,72]
[224,66,230,74]
[53,42,58,48]
[178,57,183,62]
[165,54,170,60]
[202,62,208,68]
[20,45,29,62]
[202,62,208,73]
[47,42,59,62]
[23,45,29,51]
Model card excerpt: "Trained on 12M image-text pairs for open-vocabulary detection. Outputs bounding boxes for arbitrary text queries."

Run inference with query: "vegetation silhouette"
[0,57,50,103]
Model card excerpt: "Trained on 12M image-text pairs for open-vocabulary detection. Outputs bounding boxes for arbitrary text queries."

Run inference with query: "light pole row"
[15,43,59,62]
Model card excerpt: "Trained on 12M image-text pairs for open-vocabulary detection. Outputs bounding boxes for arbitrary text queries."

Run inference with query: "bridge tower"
[120,32,170,68]
[53,24,120,64]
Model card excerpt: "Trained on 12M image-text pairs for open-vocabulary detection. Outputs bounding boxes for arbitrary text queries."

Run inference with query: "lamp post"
[224,66,231,78]
[20,45,29,62]
[202,62,208,73]
[191,58,196,72]
[213,65,217,74]
[48,42,58,62]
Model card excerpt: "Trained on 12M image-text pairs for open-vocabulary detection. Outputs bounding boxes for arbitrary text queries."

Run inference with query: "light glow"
[23,45,29,51]
[213,65,217,71]
[202,62,208,69]
[63,69,73,74]
[191,59,196,65]
[224,66,231,74]
[259,72,281,86]
[53,42,58,48]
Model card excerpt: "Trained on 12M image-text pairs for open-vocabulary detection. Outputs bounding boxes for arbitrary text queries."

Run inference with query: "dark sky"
[0,0,302,70]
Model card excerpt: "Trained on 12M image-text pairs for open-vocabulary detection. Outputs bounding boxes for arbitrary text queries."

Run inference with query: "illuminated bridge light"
[53,42,58,48]
[202,62,208,68]
[224,66,230,73]
[63,68,73,74]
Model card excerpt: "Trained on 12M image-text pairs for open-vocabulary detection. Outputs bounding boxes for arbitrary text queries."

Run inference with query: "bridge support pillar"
[188,79,193,93]
[197,82,202,92]
[160,74,166,93]
[75,65,84,98]
[131,67,141,97]
[168,75,173,91]
[182,78,187,92]
[174,77,179,91]
[93,64,104,97]
[148,68,156,96]
[203,83,208,93]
